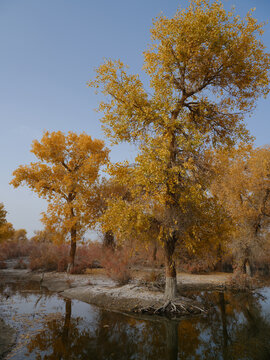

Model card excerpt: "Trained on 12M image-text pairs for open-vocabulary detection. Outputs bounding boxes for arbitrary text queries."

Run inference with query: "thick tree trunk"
[164,236,177,300]
[103,230,115,250]
[67,227,76,273]
[163,127,178,300]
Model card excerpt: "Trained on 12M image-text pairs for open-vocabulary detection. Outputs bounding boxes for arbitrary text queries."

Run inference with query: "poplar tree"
[11,131,109,271]
[89,0,269,299]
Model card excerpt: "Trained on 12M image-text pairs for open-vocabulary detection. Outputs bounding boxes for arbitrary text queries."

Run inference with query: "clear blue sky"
[1,0,270,237]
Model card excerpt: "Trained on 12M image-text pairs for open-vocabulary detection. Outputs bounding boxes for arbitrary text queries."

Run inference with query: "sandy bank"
[0,268,232,314]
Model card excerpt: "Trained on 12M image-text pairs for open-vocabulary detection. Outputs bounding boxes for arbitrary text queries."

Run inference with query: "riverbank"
[1,267,263,358]
[0,267,233,315]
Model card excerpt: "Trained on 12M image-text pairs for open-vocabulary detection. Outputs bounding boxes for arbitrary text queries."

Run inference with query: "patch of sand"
[0,268,233,314]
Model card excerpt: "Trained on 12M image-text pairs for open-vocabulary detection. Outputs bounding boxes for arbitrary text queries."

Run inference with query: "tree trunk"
[152,241,157,262]
[216,243,223,272]
[164,236,177,300]
[244,258,252,277]
[103,230,115,250]
[67,227,76,273]
[163,128,178,300]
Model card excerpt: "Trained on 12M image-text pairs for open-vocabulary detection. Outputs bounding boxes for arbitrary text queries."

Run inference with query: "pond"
[1,280,270,359]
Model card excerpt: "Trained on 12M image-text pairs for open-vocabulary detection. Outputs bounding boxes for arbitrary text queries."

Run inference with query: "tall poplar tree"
[89,0,269,299]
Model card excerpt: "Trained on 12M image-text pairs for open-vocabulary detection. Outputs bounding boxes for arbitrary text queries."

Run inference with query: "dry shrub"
[0,240,33,260]
[57,258,67,272]
[0,260,7,269]
[29,243,69,271]
[143,270,163,283]
[227,273,251,290]
[14,259,27,269]
[28,241,103,274]
[126,242,164,268]
[179,258,216,274]
[71,242,103,274]
[101,248,131,285]
[227,270,260,290]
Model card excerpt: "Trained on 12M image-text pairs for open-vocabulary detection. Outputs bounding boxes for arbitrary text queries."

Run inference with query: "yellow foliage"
[211,145,270,264]
[88,0,269,277]
[11,131,109,242]
[0,202,14,242]
[0,222,14,243]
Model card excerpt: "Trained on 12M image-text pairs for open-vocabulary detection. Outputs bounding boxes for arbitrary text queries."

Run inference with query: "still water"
[1,280,270,360]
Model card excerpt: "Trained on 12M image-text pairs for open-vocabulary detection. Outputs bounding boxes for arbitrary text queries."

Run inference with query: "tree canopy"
[11,131,109,270]
[212,145,270,274]
[0,202,14,243]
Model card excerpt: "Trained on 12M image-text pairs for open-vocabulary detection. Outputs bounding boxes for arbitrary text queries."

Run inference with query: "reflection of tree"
[26,299,92,359]
[23,291,270,360]
[63,299,71,340]
[165,320,178,360]
[218,292,229,360]
[26,299,178,359]
[176,291,270,360]
[88,310,168,359]
[230,293,270,360]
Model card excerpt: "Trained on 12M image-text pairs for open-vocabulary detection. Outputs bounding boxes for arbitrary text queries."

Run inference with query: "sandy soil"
[0,267,232,314]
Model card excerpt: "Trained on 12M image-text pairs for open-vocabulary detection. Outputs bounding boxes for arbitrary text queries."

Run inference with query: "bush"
[123,242,164,268]
[14,259,27,269]
[0,261,7,269]
[143,270,164,283]
[28,241,103,274]
[29,243,69,271]
[179,259,216,274]
[227,272,259,290]
[101,248,131,285]
[0,240,33,260]
[70,243,103,274]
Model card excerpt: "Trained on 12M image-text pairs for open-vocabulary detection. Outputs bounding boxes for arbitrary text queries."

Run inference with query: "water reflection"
[1,281,270,359]
[177,291,270,360]
[25,300,169,360]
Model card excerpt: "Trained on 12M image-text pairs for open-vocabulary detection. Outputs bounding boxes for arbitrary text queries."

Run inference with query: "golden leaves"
[211,145,270,258]
[11,131,109,240]
[88,0,269,257]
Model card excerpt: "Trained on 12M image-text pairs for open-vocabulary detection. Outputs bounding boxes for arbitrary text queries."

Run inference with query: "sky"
[0,0,270,237]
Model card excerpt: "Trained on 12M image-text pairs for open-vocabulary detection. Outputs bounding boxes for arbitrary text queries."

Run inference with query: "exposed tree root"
[133,299,208,317]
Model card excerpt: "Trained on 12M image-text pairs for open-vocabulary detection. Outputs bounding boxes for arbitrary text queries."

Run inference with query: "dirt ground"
[0,267,232,314]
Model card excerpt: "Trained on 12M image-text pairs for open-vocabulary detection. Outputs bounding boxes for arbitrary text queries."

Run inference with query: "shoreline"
[0,268,233,314]
[0,267,263,358]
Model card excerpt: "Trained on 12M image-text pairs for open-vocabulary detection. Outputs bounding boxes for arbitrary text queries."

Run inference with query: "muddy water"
[1,281,270,359]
